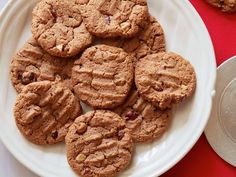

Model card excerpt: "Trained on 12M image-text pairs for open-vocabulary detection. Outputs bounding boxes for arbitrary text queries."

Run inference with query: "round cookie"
[114,86,171,142]
[65,110,133,177]
[135,52,196,109]
[14,81,82,145]
[72,44,134,109]
[76,0,149,38]
[206,0,236,12]
[102,16,166,64]
[32,0,93,57]
[10,38,75,93]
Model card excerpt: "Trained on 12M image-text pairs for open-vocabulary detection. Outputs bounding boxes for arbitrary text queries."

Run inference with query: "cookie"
[76,0,149,38]
[102,16,166,63]
[135,52,196,109]
[114,86,171,142]
[10,38,74,93]
[31,0,93,58]
[14,81,82,145]
[206,0,236,12]
[65,110,133,177]
[72,44,134,109]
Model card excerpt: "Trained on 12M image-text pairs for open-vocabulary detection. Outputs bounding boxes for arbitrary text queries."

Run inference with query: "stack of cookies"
[10,0,197,177]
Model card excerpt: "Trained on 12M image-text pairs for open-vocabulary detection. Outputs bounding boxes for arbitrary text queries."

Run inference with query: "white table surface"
[0,1,38,177]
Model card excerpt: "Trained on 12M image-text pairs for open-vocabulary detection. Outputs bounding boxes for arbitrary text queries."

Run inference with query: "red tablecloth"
[162,1,236,177]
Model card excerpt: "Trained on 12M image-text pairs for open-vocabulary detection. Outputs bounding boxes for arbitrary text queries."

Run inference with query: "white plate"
[0,0,216,177]
[205,55,236,167]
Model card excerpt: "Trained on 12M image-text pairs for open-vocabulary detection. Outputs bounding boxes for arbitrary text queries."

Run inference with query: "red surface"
[162,1,236,177]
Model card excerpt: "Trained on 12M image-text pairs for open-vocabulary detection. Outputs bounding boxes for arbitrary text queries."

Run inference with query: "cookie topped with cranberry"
[14,81,82,145]
[76,0,149,38]
[65,110,133,177]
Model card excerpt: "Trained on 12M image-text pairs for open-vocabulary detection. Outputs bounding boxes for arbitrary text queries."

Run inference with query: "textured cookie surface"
[76,0,148,38]
[114,87,171,142]
[102,16,166,63]
[14,81,82,145]
[206,0,236,12]
[10,38,74,93]
[72,44,134,108]
[32,0,92,57]
[135,52,196,109]
[66,110,133,177]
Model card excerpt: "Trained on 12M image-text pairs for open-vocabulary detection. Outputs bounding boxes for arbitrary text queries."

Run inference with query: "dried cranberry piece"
[21,72,36,85]
[51,130,58,139]
[29,72,35,81]
[117,131,124,141]
[104,15,111,24]
[125,111,138,120]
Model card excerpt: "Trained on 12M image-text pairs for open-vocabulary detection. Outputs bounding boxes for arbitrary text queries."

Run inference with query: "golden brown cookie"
[101,16,166,64]
[72,44,134,109]
[14,81,82,145]
[206,0,236,12]
[135,52,196,109]
[76,0,149,38]
[65,110,133,177]
[10,38,75,93]
[31,0,93,57]
[114,86,171,143]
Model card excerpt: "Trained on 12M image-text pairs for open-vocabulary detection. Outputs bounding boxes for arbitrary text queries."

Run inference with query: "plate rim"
[0,0,217,176]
